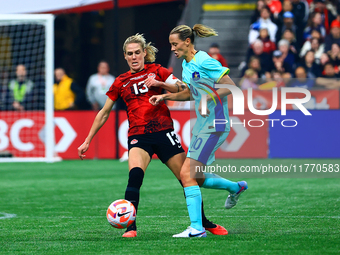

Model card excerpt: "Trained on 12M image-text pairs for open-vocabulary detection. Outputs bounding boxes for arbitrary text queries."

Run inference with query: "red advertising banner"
[54,111,117,159]
[0,111,117,159]
[0,111,45,157]
[0,110,268,160]
[227,89,339,111]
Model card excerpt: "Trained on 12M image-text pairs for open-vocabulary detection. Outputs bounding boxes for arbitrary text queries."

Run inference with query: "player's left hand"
[145,77,162,88]
[149,95,164,106]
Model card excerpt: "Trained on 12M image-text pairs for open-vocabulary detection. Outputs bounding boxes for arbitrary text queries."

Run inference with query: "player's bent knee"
[179,168,195,187]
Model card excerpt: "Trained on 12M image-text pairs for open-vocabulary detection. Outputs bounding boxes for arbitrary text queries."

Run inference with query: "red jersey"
[106,63,178,136]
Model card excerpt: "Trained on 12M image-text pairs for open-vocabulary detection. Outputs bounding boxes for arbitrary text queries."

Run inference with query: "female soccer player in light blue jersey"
[149,24,248,238]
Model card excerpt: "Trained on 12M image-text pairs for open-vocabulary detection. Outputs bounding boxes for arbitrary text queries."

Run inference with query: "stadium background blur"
[1,1,340,254]
[1,0,339,159]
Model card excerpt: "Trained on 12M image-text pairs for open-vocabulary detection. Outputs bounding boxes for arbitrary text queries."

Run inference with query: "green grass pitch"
[0,159,339,254]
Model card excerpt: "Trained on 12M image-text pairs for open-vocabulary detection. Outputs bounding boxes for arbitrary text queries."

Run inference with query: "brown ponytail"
[170,24,218,44]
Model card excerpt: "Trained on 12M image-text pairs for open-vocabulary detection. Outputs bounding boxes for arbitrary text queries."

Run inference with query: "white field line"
[0,212,17,220]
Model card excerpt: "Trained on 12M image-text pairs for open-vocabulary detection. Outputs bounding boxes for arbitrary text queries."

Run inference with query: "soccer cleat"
[225,181,248,209]
[122,230,137,238]
[173,227,207,238]
[205,224,228,235]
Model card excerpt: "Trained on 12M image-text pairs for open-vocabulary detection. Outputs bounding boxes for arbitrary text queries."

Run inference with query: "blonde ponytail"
[145,42,158,63]
[192,24,218,38]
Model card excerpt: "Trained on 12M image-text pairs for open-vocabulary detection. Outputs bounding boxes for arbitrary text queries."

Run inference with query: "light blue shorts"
[187,132,229,165]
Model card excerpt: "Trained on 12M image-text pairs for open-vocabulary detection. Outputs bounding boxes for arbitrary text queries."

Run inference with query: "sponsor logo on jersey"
[192,71,200,81]
[123,81,130,87]
[130,139,138,144]
[148,73,156,79]
[130,73,148,80]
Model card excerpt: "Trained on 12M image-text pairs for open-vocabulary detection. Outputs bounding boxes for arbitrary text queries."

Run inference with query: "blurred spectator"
[259,70,285,90]
[271,70,286,86]
[319,52,331,75]
[320,52,330,66]
[299,50,322,78]
[249,6,278,44]
[288,66,315,88]
[309,28,322,41]
[239,69,259,89]
[326,43,340,66]
[53,68,88,110]
[250,0,266,24]
[303,12,326,40]
[265,0,282,17]
[315,62,340,88]
[86,61,115,111]
[322,62,339,77]
[300,37,325,64]
[282,0,293,14]
[8,64,34,111]
[258,27,276,54]
[309,0,337,34]
[324,20,340,52]
[292,0,309,26]
[282,29,299,53]
[282,11,298,35]
[291,0,309,48]
[265,50,294,77]
[245,39,272,75]
[275,0,294,30]
[208,43,228,67]
[276,11,298,42]
[241,56,266,78]
[278,39,296,70]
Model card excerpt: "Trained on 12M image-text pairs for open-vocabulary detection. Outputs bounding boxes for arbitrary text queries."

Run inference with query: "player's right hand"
[145,76,162,88]
[149,95,164,106]
[78,141,89,160]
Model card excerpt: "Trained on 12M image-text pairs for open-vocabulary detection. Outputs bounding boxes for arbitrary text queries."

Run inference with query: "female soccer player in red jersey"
[78,34,228,238]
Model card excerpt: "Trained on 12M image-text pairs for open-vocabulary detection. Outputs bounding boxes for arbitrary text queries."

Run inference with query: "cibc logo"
[198,82,311,128]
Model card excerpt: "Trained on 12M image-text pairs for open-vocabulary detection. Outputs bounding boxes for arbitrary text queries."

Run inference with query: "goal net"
[0,14,57,162]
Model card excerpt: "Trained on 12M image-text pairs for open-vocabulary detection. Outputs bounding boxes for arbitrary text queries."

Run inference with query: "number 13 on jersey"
[132,81,148,95]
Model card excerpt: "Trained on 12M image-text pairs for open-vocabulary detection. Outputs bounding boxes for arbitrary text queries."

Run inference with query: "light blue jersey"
[182,51,230,135]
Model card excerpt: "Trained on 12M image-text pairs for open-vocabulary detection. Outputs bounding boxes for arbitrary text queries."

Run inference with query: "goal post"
[0,14,59,162]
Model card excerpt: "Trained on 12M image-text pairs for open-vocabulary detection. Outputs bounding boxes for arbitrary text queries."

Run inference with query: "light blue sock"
[184,185,203,232]
[202,173,240,193]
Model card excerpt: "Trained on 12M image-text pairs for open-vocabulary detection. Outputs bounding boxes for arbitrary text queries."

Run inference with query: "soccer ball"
[106,199,136,229]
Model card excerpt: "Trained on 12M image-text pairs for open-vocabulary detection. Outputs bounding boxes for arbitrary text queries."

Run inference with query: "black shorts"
[127,129,185,163]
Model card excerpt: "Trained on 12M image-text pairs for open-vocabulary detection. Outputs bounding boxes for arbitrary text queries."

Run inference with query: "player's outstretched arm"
[145,76,188,93]
[149,89,190,105]
[207,74,236,101]
[77,98,115,160]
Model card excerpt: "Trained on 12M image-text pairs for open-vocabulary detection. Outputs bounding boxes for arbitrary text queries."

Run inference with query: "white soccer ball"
[106,199,136,229]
